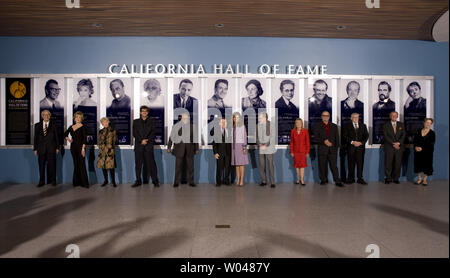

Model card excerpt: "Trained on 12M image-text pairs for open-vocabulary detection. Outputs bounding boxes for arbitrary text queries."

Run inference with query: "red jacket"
[290,128,310,154]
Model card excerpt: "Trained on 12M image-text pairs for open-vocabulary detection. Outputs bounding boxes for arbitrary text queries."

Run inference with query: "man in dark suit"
[173,79,197,123]
[167,113,199,187]
[342,113,369,185]
[314,111,343,187]
[132,105,159,187]
[34,110,59,187]
[212,117,232,186]
[383,111,405,184]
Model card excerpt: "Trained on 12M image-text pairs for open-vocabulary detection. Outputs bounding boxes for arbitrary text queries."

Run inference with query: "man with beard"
[372,81,396,144]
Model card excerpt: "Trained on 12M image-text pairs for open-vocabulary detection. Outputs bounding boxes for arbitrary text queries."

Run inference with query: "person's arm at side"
[64,126,73,143]
[132,120,142,143]
[305,129,310,154]
[33,123,39,155]
[335,125,340,148]
[290,129,295,156]
[148,118,156,144]
[53,124,60,153]
[81,126,87,157]
[383,123,394,145]
[398,122,406,145]
[342,124,350,146]
[361,124,369,145]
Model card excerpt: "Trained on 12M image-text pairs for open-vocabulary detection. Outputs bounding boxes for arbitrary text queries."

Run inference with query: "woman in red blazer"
[290,118,310,185]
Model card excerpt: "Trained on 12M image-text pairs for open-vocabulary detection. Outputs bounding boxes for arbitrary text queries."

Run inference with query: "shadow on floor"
[36,216,192,258]
[0,186,94,256]
[371,203,449,237]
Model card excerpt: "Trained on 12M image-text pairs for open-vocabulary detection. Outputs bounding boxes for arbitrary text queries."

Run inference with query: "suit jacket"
[167,123,199,158]
[256,120,276,153]
[342,122,368,149]
[40,98,62,110]
[382,121,405,150]
[174,93,197,112]
[212,127,232,156]
[133,117,156,151]
[314,122,339,154]
[275,97,299,115]
[34,121,59,155]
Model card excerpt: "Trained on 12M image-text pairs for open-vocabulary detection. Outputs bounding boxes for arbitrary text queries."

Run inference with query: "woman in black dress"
[413,118,435,186]
[64,111,89,188]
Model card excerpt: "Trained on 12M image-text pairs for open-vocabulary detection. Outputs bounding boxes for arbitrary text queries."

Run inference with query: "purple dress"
[231,125,249,166]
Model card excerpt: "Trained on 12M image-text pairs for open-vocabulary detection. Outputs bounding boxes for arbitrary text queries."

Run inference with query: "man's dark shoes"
[357,179,368,185]
[335,182,344,187]
[132,182,142,187]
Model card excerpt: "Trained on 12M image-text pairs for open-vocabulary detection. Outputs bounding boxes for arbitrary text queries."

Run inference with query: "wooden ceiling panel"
[0,0,447,40]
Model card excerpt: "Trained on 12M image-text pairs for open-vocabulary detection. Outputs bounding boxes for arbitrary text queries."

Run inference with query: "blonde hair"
[73,111,84,121]
[100,117,110,124]
[293,118,304,130]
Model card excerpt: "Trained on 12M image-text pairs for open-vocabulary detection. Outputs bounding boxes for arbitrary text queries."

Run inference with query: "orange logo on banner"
[9,81,27,99]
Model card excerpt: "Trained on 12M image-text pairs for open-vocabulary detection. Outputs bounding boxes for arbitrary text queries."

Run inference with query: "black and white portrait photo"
[141,78,166,144]
[241,78,267,111]
[73,78,98,144]
[39,78,65,144]
[241,78,266,144]
[307,79,332,144]
[208,78,232,110]
[273,79,299,144]
[106,78,132,145]
[107,78,131,110]
[372,80,396,144]
[173,78,199,124]
[403,80,427,144]
[340,80,364,126]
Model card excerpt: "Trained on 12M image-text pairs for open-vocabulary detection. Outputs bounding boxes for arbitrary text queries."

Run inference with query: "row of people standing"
[33,107,435,188]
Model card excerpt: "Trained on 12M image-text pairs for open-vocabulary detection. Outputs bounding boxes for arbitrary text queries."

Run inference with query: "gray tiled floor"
[0,181,448,258]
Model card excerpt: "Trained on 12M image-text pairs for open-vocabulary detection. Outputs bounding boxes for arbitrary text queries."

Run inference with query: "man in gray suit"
[257,112,276,188]
[314,111,344,187]
[382,111,405,184]
[167,113,199,187]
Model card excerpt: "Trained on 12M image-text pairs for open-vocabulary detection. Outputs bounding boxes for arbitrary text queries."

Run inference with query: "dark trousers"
[38,152,56,183]
[102,169,116,184]
[175,155,194,184]
[135,149,158,184]
[347,146,365,181]
[70,147,89,187]
[385,147,403,181]
[216,154,231,184]
[318,149,340,183]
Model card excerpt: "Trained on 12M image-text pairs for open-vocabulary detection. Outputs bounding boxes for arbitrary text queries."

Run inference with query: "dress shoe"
[301,182,306,186]
[357,179,368,185]
[335,182,344,187]
[37,182,45,187]
[294,180,300,185]
[393,180,400,184]
[320,181,327,185]
[189,183,197,187]
[260,182,267,186]
[216,183,221,187]
[132,182,142,187]
[384,179,391,184]
[270,184,276,188]
[173,183,179,187]
[101,181,108,187]
[112,183,117,187]
[154,182,160,187]
[422,182,428,186]
[83,185,90,188]
[345,180,355,184]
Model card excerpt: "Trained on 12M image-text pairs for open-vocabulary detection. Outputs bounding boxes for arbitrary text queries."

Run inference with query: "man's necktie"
[44,123,48,136]
[52,103,56,110]
[393,122,397,134]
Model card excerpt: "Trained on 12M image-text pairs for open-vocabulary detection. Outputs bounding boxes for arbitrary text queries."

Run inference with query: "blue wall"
[0,37,448,184]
